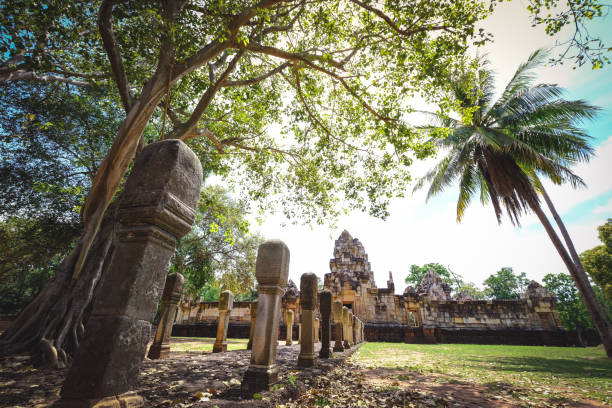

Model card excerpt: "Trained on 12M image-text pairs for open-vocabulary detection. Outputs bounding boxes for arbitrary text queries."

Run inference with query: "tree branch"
[98,0,133,112]
[0,69,91,86]
[349,0,454,36]
[224,62,290,87]
[174,51,245,142]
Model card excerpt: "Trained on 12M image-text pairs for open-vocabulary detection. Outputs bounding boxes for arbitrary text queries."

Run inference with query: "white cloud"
[542,136,612,214]
[593,197,612,215]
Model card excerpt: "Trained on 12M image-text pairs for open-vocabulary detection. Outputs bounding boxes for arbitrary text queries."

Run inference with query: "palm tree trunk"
[540,186,583,265]
[531,201,612,357]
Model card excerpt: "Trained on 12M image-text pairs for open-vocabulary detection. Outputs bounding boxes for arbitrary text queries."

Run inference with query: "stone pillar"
[213,290,234,353]
[57,140,202,407]
[298,322,301,344]
[319,290,331,358]
[147,273,184,359]
[342,307,351,349]
[332,300,344,352]
[352,315,358,345]
[247,300,258,350]
[297,273,317,368]
[285,309,294,345]
[314,317,320,343]
[242,240,290,395]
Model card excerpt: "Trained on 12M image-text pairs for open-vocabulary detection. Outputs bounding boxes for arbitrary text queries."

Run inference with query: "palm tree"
[415,49,612,356]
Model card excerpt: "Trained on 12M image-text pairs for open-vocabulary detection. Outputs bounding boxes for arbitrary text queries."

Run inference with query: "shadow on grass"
[461,355,612,379]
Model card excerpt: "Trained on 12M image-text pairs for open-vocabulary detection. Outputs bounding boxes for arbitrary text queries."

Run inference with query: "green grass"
[168,336,248,353]
[352,343,612,404]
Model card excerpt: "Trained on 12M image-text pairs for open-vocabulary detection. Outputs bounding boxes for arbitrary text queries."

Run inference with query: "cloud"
[542,136,612,215]
[593,197,612,215]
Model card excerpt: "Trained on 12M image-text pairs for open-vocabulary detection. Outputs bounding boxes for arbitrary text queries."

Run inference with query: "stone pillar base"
[212,342,227,353]
[333,342,344,352]
[147,343,170,360]
[241,365,279,396]
[53,392,143,408]
[297,353,317,368]
[319,348,331,359]
[343,341,350,349]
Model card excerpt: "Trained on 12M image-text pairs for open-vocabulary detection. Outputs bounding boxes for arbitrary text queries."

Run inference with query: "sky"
[214,1,612,293]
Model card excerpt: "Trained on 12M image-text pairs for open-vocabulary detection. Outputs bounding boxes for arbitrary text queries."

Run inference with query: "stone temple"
[174,230,577,345]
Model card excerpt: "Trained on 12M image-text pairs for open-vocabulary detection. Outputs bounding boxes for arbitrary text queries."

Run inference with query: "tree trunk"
[0,210,117,367]
[531,202,612,357]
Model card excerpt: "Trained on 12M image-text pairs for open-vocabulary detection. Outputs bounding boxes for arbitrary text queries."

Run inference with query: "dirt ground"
[1,341,608,408]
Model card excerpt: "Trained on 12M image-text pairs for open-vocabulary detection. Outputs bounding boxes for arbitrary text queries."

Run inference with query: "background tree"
[483,267,529,299]
[456,282,488,300]
[542,272,612,343]
[1,0,493,362]
[405,263,454,287]
[0,82,119,317]
[414,50,612,355]
[580,219,612,301]
[171,185,264,300]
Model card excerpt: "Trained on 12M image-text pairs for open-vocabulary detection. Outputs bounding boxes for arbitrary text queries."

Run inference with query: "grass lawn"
[352,343,612,405]
[168,336,248,353]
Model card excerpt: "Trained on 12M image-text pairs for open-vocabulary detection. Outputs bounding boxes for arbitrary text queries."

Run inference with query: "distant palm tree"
[415,49,612,356]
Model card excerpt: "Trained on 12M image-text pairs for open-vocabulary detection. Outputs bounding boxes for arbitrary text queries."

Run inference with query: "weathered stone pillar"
[247,300,258,350]
[56,140,202,407]
[242,240,290,395]
[342,307,351,349]
[319,290,332,358]
[314,318,320,343]
[332,300,344,352]
[297,273,317,367]
[352,315,358,345]
[147,273,184,360]
[213,290,234,353]
[285,309,294,346]
[298,322,302,344]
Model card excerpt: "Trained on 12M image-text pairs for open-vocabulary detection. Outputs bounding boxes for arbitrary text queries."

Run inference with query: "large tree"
[0,0,492,363]
[415,49,612,356]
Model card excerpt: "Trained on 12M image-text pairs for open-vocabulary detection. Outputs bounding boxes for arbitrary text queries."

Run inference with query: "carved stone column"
[342,307,351,349]
[297,273,317,368]
[213,291,234,353]
[247,300,258,350]
[314,318,320,343]
[241,240,290,395]
[319,290,331,358]
[352,314,358,345]
[285,309,294,346]
[147,273,184,359]
[56,140,202,408]
[332,300,344,352]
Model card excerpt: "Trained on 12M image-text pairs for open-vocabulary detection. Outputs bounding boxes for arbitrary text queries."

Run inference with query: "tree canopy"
[2,0,497,277]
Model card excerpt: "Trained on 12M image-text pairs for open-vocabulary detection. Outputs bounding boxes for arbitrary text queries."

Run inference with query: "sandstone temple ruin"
[174,230,575,345]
